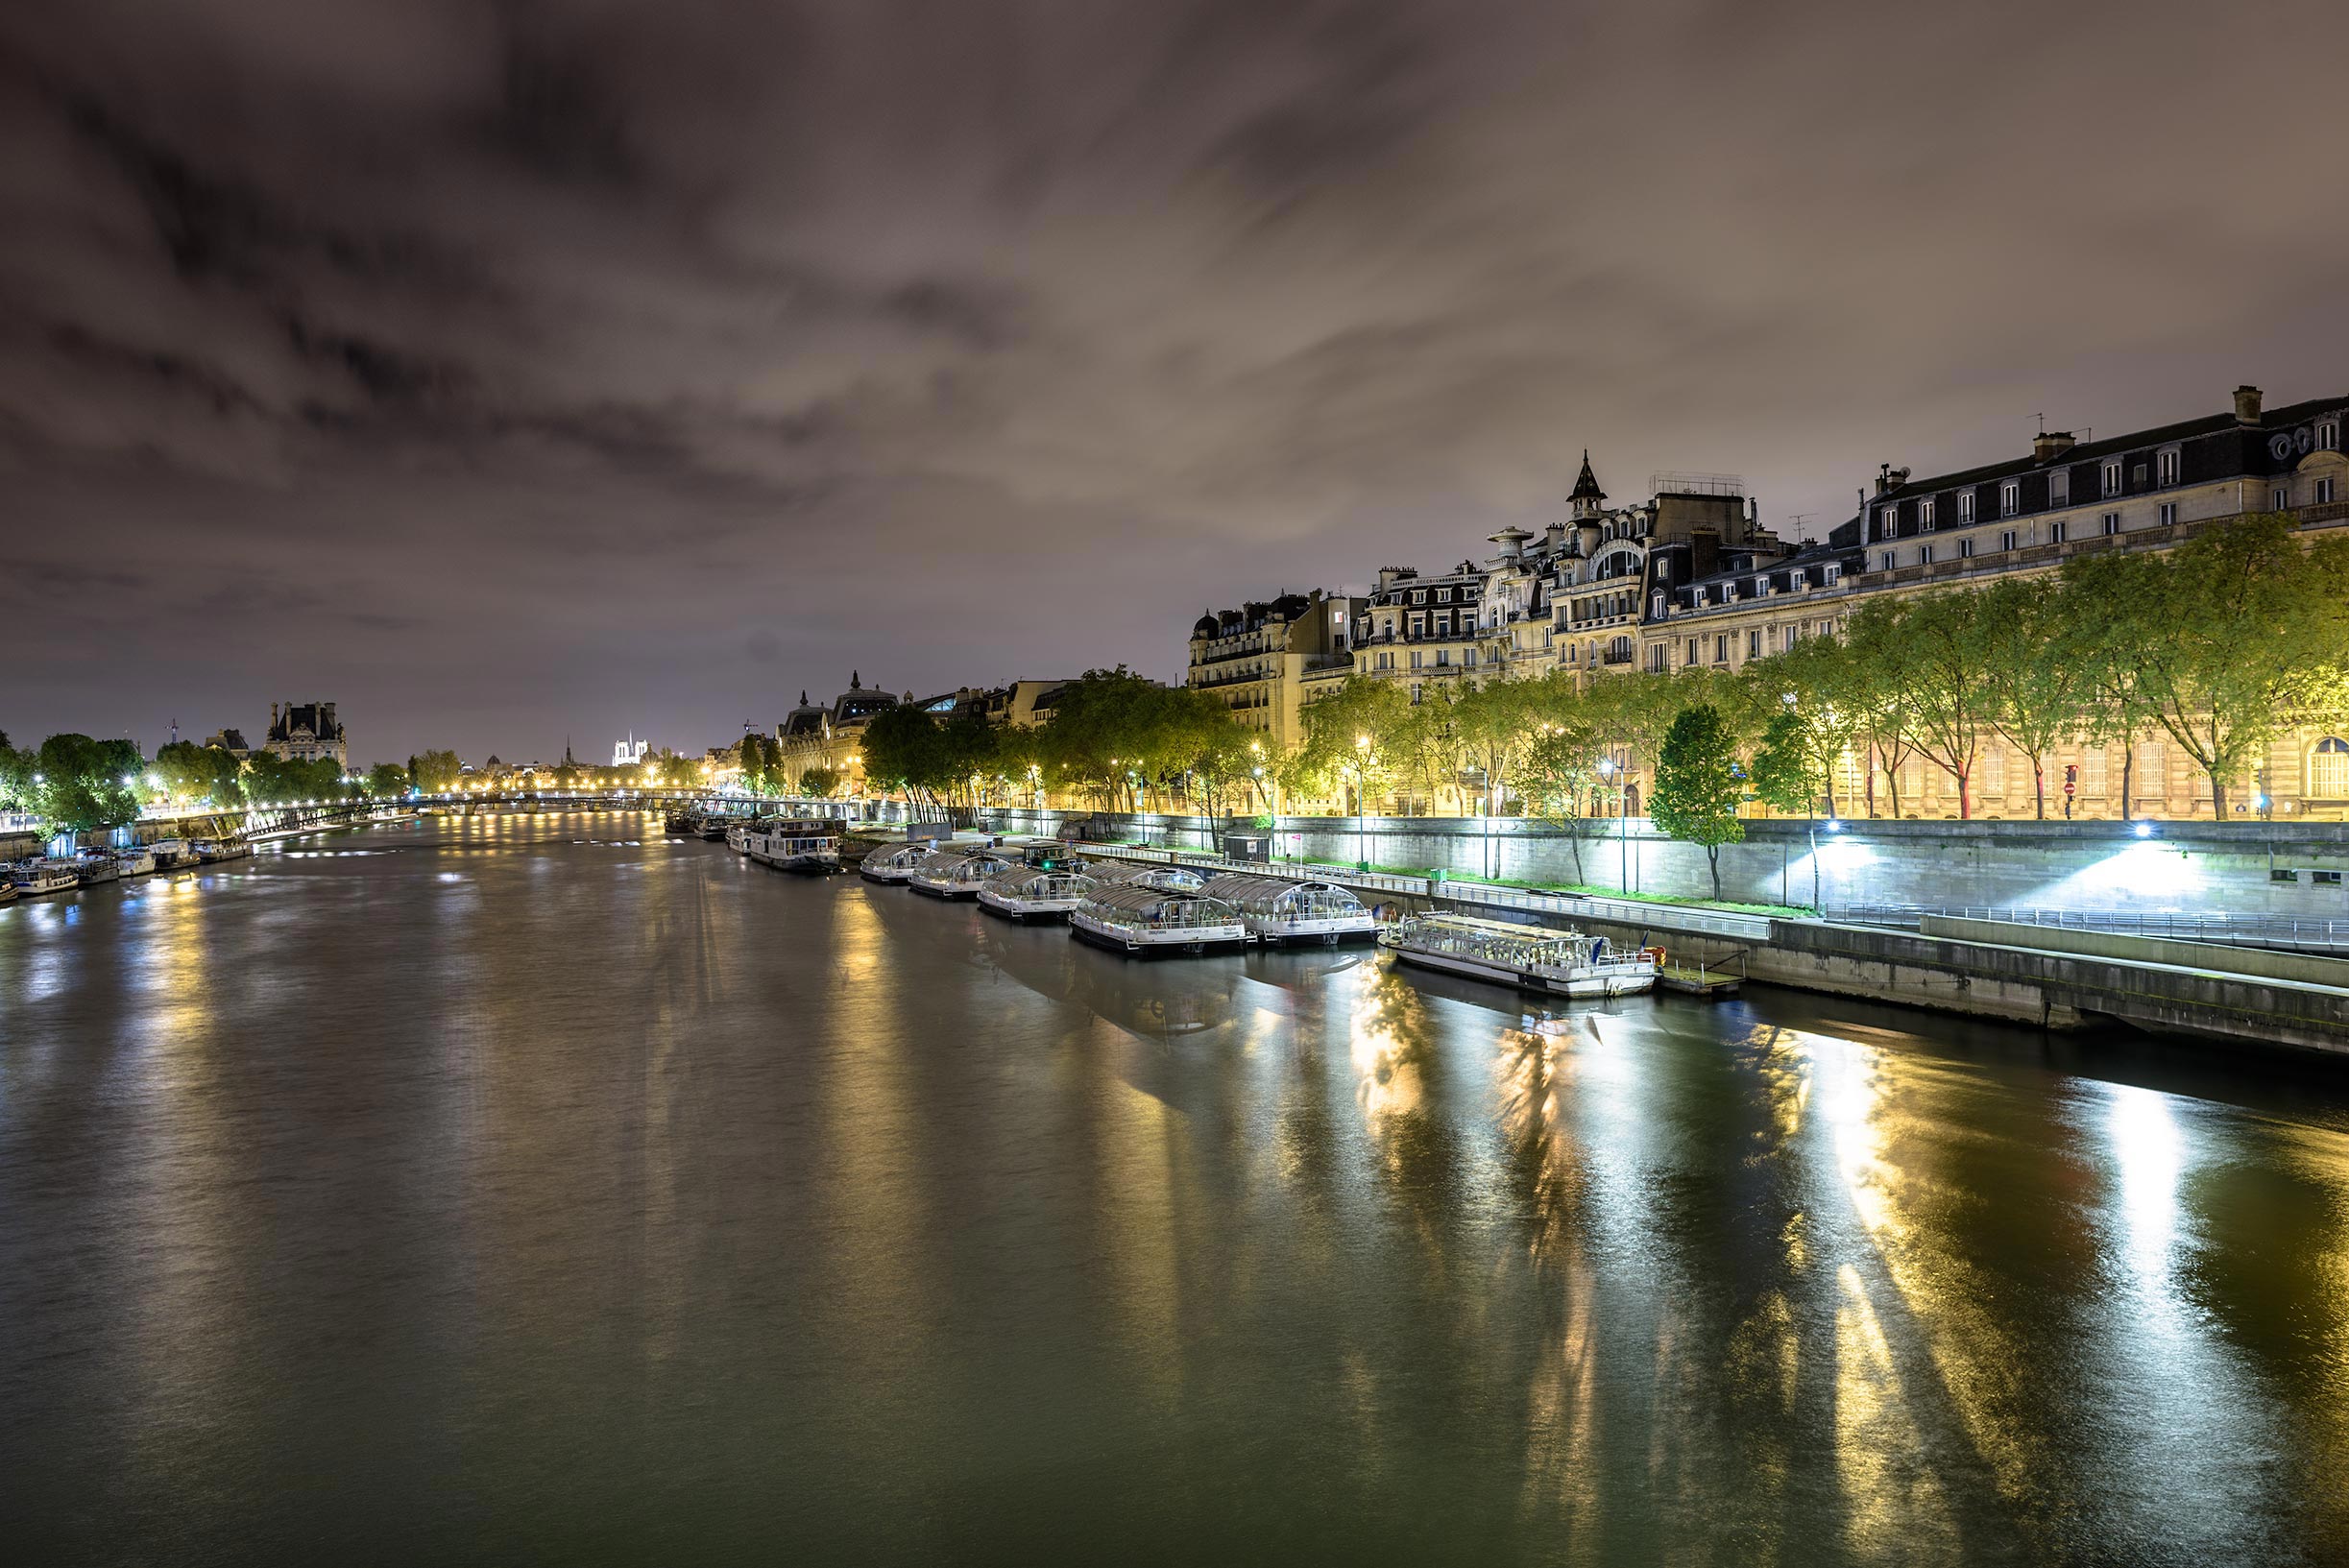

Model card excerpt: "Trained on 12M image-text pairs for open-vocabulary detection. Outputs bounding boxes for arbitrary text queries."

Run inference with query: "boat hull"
[908,879,981,900]
[1248,916,1379,949]
[977,891,1077,923]
[1070,913,1248,957]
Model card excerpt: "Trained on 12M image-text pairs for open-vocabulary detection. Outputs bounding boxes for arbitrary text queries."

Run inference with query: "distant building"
[613,734,649,768]
[1187,590,1360,753]
[265,702,346,767]
[775,672,901,795]
[204,728,252,760]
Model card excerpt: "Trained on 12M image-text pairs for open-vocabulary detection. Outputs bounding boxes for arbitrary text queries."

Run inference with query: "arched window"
[2310,736,2349,799]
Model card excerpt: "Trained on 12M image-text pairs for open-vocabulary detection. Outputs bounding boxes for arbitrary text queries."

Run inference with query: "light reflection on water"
[1,812,2346,1564]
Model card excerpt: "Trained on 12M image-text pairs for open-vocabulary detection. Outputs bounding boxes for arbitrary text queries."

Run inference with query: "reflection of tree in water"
[1347,966,1478,1224]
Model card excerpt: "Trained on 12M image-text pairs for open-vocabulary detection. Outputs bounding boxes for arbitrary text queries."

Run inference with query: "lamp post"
[1597,756,1627,892]
[1354,734,1371,872]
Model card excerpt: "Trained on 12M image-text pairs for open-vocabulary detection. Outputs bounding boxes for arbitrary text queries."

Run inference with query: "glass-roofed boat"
[1070,882,1247,956]
[742,817,841,874]
[908,848,1016,900]
[1086,857,1207,893]
[1378,913,1657,998]
[978,865,1098,923]
[859,839,936,883]
[1201,872,1377,947]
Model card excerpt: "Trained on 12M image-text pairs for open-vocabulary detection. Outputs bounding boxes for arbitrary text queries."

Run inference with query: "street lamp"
[1354,734,1371,872]
[1597,755,1628,892]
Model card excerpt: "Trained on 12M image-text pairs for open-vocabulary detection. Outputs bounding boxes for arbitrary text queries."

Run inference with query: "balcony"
[1601,647,1636,665]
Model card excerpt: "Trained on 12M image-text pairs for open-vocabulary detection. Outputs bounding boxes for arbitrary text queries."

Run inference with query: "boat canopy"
[1202,873,1367,920]
[1392,913,1608,967]
[1078,883,1241,929]
[931,851,1015,883]
[866,842,932,871]
[1089,859,1206,891]
[911,850,977,878]
[984,867,1097,899]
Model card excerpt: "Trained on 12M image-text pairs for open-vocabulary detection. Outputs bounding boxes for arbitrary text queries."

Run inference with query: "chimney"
[2233,384,2263,424]
[271,701,280,733]
[2031,431,2076,463]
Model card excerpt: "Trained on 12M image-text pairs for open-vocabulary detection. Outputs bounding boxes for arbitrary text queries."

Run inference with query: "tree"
[366,762,410,797]
[1280,677,1406,816]
[1840,601,1924,817]
[1978,577,2095,819]
[1517,677,1606,883]
[1649,704,1746,901]
[154,740,244,807]
[799,766,841,799]
[2061,549,2166,819]
[1741,633,1866,817]
[1453,677,1534,817]
[29,734,143,832]
[2119,514,2349,819]
[1886,590,1997,818]
[408,750,463,792]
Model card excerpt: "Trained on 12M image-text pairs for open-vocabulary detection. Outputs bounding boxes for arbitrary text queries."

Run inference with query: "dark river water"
[4,811,2348,1565]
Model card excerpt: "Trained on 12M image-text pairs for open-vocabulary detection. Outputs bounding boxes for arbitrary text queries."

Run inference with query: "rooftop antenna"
[1789,513,1814,542]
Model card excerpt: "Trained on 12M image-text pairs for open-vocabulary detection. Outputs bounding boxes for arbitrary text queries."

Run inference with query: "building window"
[1920,543,1935,565]
[2320,421,2340,451]
[1463,647,1478,668]
[1879,550,1897,571]
[1747,629,1762,658]
[1437,648,1451,667]
[1409,649,1422,669]
[2050,519,2068,543]
[2102,512,2121,535]
[2159,502,2178,526]
[1409,614,1425,638]
[1651,591,1665,617]
[2157,448,2180,486]
[2102,460,2122,496]
[1984,746,2006,795]
[1824,563,1840,586]
[2273,487,2289,511]
[1999,529,2018,551]
[1921,498,1936,530]
[1685,638,1699,664]
[2312,737,2349,799]
[1958,491,1976,523]
[1958,538,1974,559]
[1877,504,1897,538]
[1437,588,1452,602]
[1412,590,1426,604]
[2083,746,2106,794]
[1410,684,1422,704]
[2000,481,2020,517]
[2320,478,2337,504]
[1714,635,1729,663]
[2048,470,2070,506]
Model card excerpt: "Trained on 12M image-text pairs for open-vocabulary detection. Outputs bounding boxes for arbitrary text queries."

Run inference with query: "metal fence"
[1828,905,2349,953]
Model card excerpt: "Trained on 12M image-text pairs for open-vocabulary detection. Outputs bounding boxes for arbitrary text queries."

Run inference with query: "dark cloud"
[3,0,2347,761]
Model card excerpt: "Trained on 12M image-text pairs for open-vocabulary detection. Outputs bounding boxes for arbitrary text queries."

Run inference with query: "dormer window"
[2156,448,2180,487]
[1921,498,1936,531]
[1412,590,1427,604]
[1651,591,1665,617]
[1958,491,1976,523]
[2102,460,2122,496]
[1437,588,1452,602]
[2320,420,2340,451]
[2000,481,2020,517]
[1877,504,1896,538]
[2048,470,2070,506]
[1823,563,1841,586]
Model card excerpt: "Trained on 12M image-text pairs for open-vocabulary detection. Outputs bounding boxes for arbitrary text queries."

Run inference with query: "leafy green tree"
[1453,677,1533,816]
[1840,601,1925,817]
[0,732,30,812]
[30,734,143,832]
[408,750,463,792]
[799,766,841,799]
[2117,514,2349,818]
[154,740,244,807]
[366,762,410,797]
[1884,590,1997,818]
[1978,576,2095,818]
[1741,634,1867,817]
[1516,676,1607,882]
[1280,677,1406,815]
[1649,704,1746,901]
[2060,548,2166,818]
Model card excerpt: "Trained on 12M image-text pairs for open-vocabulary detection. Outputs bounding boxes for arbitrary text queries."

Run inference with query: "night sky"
[6,2,2346,765]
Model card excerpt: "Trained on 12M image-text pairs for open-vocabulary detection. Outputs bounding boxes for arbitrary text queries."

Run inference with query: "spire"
[1567,449,1607,521]
[851,669,861,689]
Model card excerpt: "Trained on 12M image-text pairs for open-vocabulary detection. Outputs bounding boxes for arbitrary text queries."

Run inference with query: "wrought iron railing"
[1827,904,2349,952]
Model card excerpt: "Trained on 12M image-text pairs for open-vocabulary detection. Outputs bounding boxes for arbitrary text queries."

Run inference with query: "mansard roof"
[1568,450,1606,504]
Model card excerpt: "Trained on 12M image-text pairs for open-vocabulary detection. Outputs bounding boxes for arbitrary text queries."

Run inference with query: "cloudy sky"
[5,1,2345,763]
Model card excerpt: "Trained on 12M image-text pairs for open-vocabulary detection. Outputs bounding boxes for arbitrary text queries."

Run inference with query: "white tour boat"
[743,817,841,873]
[149,837,199,870]
[1070,882,1248,956]
[1202,872,1378,948]
[909,849,1015,900]
[113,846,157,878]
[1379,913,1658,998]
[70,850,121,886]
[859,840,936,883]
[977,866,1098,923]
[12,861,81,895]
[195,836,253,864]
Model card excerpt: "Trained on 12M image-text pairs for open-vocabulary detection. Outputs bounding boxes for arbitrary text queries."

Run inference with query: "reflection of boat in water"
[909,850,1015,901]
[1071,883,1247,956]
[1202,872,1376,948]
[978,866,1096,923]
[1380,913,1657,998]
[742,818,841,873]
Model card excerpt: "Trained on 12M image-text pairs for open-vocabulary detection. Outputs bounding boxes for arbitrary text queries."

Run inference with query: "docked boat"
[12,861,81,895]
[743,817,841,874]
[909,849,1015,900]
[700,818,733,842]
[0,878,15,905]
[70,850,121,886]
[1018,840,1085,871]
[859,840,936,883]
[1379,913,1658,998]
[1202,873,1377,947]
[111,846,157,878]
[725,821,750,853]
[194,836,253,864]
[149,837,199,870]
[1070,882,1248,956]
[664,810,698,836]
[978,865,1098,923]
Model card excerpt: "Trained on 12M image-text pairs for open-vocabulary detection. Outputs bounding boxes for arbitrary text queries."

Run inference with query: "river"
[4,811,2346,1564]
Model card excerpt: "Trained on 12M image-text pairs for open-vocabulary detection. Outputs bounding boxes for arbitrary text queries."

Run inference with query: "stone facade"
[1187,591,1358,753]
[264,702,346,767]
